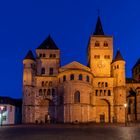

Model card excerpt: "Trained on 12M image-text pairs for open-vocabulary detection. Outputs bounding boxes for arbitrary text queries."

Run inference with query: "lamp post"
[124,103,127,126]
[0,106,4,126]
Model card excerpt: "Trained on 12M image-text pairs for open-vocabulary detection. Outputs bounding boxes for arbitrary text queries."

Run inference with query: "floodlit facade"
[22,16,140,124]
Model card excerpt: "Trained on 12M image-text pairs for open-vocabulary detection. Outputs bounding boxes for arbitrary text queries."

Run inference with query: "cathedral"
[22,16,140,124]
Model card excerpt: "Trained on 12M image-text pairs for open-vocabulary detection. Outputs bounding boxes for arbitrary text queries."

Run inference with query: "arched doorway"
[96,99,111,123]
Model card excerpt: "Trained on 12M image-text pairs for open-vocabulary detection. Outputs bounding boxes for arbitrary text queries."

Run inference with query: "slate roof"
[133,58,140,69]
[112,50,124,63]
[93,16,104,35]
[24,50,35,60]
[126,78,139,83]
[0,96,22,107]
[37,35,59,50]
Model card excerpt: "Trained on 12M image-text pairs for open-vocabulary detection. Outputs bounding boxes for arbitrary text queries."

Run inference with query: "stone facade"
[22,17,140,124]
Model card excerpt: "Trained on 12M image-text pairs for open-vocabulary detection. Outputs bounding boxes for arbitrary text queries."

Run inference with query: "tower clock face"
[97,60,105,68]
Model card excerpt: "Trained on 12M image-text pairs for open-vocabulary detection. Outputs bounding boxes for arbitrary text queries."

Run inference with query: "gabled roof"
[133,58,140,69]
[112,50,124,63]
[60,61,91,72]
[0,96,22,107]
[37,35,59,50]
[93,16,104,35]
[24,50,35,61]
[126,78,139,83]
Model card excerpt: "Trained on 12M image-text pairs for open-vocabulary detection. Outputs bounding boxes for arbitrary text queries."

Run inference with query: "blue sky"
[0,0,139,98]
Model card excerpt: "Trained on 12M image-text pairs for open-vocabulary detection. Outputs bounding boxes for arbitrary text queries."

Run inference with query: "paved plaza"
[0,124,140,140]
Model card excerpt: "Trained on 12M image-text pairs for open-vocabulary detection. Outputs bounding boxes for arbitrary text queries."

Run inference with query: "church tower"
[36,35,60,76]
[87,16,113,77]
[111,50,126,122]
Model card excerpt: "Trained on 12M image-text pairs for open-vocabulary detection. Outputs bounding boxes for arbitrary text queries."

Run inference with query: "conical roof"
[112,50,124,63]
[24,50,35,61]
[133,58,140,69]
[93,16,104,35]
[37,35,59,50]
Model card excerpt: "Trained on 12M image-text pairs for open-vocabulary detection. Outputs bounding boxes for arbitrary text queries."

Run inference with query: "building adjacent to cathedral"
[22,17,140,124]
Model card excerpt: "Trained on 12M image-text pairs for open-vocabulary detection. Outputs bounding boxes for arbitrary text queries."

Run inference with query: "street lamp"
[124,103,127,126]
[0,106,4,126]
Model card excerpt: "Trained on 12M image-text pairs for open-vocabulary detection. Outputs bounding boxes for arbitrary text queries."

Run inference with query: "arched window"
[42,81,44,87]
[41,68,45,74]
[79,74,82,80]
[39,89,42,96]
[86,76,89,82]
[52,88,55,97]
[108,90,111,96]
[70,74,74,80]
[63,75,66,82]
[105,82,107,87]
[104,41,108,47]
[98,82,101,87]
[95,41,100,47]
[74,91,80,103]
[47,89,51,96]
[95,90,98,96]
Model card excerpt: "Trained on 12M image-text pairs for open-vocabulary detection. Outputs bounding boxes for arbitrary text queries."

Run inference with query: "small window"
[39,89,42,96]
[3,106,7,111]
[41,68,45,74]
[104,41,108,47]
[42,81,44,87]
[52,88,55,97]
[2,116,6,121]
[70,74,74,80]
[50,54,53,58]
[86,76,89,82]
[47,89,51,96]
[43,54,46,57]
[108,90,111,96]
[53,54,56,58]
[44,89,46,93]
[39,54,42,57]
[49,68,53,75]
[63,75,66,82]
[74,91,80,103]
[79,74,82,80]
[117,65,119,69]
[98,82,101,87]
[95,41,100,47]
[105,82,108,87]
[104,90,106,96]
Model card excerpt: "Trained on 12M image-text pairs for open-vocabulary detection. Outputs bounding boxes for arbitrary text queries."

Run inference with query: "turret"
[23,50,36,86]
[111,50,126,123]
[111,50,125,86]
[36,35,60,76]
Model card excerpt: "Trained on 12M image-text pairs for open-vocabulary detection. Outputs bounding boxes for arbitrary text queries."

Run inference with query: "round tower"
[23,50,36,86]
[111,50,125,86]
[111,50,126,123]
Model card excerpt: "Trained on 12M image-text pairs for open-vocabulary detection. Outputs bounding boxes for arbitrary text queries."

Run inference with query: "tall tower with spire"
[87,16,113,77]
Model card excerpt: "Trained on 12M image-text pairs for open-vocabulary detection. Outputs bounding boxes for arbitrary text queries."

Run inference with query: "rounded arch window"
[95,41,100,47]
[86,75,90,82]
[41,68,45,74]
[79,74,83,80]
[104,41,108,47]
[74,91,80,103]
[70,74,74,80]
[63,75,66,82]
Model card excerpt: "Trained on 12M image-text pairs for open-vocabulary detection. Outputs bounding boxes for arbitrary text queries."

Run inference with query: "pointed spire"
[94,16,104,35]
[37,35,59,50]
[113,50,124,63]
[24,50,35,61]
[133,58,140,69]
